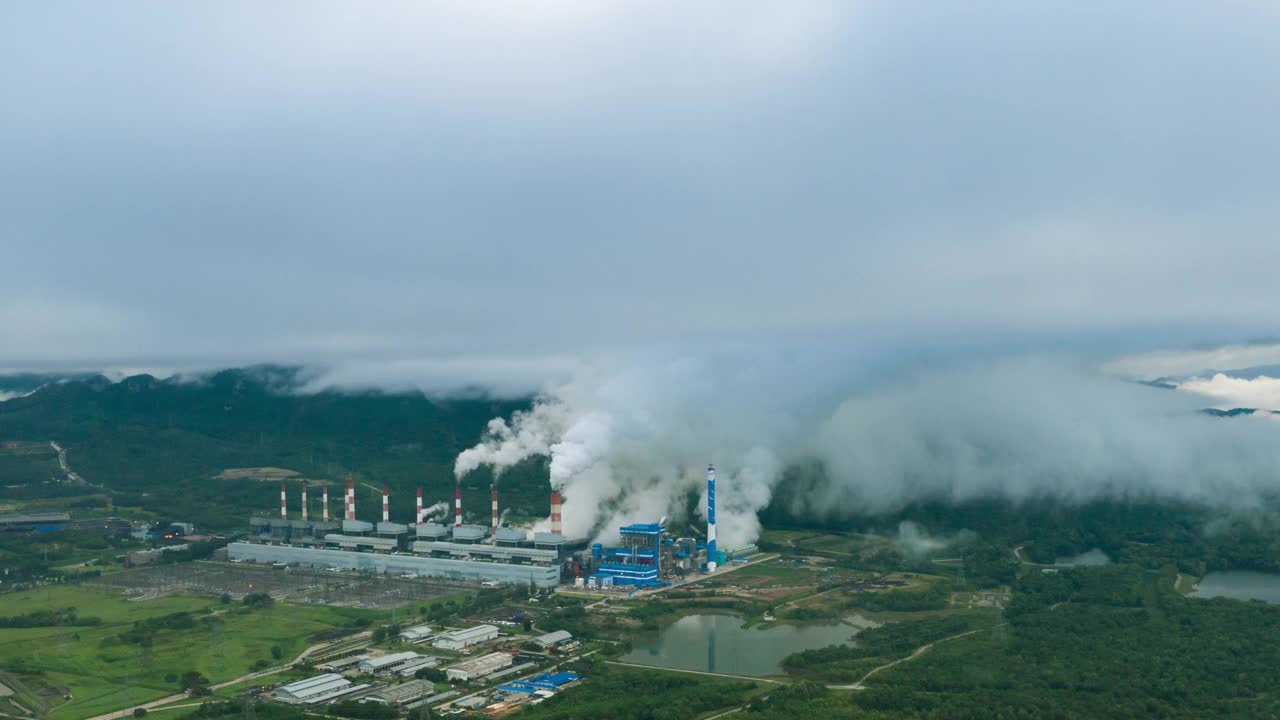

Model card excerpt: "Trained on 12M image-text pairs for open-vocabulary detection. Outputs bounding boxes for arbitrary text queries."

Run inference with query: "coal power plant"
[228,465,747,590]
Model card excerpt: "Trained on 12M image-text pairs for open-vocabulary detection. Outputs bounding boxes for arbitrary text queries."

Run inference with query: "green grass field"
[0,585,381,720]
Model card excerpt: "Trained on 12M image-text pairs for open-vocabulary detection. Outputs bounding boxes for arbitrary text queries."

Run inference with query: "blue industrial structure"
[589,522,667,588]
[498,672,581,695]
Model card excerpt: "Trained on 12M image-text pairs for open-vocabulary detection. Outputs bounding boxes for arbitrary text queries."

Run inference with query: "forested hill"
[0,367,544,528]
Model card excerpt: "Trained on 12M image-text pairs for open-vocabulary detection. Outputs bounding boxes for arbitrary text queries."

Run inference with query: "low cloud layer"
[452,353,1280,545]
[2,3,1280,374]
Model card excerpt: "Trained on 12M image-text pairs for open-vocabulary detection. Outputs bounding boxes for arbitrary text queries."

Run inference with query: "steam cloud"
[453,353,1280,546]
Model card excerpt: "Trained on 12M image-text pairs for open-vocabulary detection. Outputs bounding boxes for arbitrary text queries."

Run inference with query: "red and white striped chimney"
[382,485,390,523]
[416,488,424,525]
[322,482,329,522]
[551,491,562,536]
[454,485,462,528]
[491,485,499,543]
[301,480,308,522]
[345,478,355,521]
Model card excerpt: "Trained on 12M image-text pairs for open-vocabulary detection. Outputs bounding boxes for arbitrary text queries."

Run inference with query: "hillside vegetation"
[0,368,542,528]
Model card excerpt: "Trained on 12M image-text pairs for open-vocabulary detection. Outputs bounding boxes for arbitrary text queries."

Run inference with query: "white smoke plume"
[452,403,570,480]
[893,521,975,558]
[422,501,449,521]
[453,352,1280,547]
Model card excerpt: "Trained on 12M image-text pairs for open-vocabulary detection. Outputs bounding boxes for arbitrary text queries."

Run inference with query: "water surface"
[620,612,874,676]
[1194,571,1280,604]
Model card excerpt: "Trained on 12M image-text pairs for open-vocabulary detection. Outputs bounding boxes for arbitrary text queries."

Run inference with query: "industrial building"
[358,651,422,675]
[317,655,366,672]
[432,624,499,650]
[395,656,439,677]
[398,623,436,644]
[365,679,437,705]
[497,672,581,696]
[235,481,574,587]
[531,630,572,649]
[236,462,730,590]
[274,674,367,705]
[444,652,513,682]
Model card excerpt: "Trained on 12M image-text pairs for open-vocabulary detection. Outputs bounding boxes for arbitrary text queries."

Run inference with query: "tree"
[414,667,446,683]
[133,709,147,718]
[270,645,283,660]
[522,619,532,632]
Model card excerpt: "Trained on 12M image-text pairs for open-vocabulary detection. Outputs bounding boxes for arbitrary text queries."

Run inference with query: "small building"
[431,624,498,650]
[358,651,421,675]
[398,624,436,644]
[444,652,513,682]
[317,654,367,672]
[365,679,436,705]
[275,674,365,704]
[531,630,572,649]
[396,656,439,677]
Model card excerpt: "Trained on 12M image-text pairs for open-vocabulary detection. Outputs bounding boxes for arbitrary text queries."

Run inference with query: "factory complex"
[232,465,755,590]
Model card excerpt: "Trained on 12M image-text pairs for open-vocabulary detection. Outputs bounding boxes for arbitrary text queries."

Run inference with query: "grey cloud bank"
[2,1,1279,375]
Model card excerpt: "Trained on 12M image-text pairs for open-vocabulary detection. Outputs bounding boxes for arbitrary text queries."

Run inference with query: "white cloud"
[1105,344,1280,381]
[1176,374,1280,411]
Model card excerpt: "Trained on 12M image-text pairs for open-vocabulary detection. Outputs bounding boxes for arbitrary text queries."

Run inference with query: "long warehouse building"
[226,542,561,587]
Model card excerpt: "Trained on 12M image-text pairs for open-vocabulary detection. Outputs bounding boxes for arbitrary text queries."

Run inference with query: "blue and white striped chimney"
[706,464,717,571]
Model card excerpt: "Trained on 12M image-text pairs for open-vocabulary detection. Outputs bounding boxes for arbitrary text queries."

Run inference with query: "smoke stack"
[454,485,462,528]
[706,464,717,572]
[550,491,562,536]
[382,485,390,523]
[280,480,287,521]
[301,480,308,522]
[416,487,424,525]
[346,478,355,521]
[322,482,329,521]
[491,485,499,544]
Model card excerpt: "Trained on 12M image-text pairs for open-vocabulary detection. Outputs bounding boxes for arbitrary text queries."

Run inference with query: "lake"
[620,612,875,676]
[1193,571,1280,604]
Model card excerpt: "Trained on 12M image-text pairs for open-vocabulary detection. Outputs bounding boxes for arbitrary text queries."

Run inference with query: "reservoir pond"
[1194,571,1280,604]
[620,612,875,676]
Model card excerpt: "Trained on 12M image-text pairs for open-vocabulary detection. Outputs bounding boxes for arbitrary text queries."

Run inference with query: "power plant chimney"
[706,464,717,572]
[382,485,390,523]
[491,485,499,544]
[416,487,424,525]
[280,480,287,521]
[322,482,329,522]
[454,485,462,528]
[345,478,355,521]
[550,490,562,536]
[301,480,308,522]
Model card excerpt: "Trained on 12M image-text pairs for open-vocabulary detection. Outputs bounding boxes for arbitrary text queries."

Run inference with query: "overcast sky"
[3,2,1279,388]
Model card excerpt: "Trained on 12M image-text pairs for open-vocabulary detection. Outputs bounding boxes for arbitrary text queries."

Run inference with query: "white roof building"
[398,623,436,643]
[275,674,365,704]
[532,630,572,648]
[431,624,499,650]
[396,656,440,677]
[365,679,436,705]
[358,651,421,674]
[317,654,367,671]
[444,652,513,682]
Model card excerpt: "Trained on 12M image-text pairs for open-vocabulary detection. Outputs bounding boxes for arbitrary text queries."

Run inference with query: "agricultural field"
[0,584,383,720]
